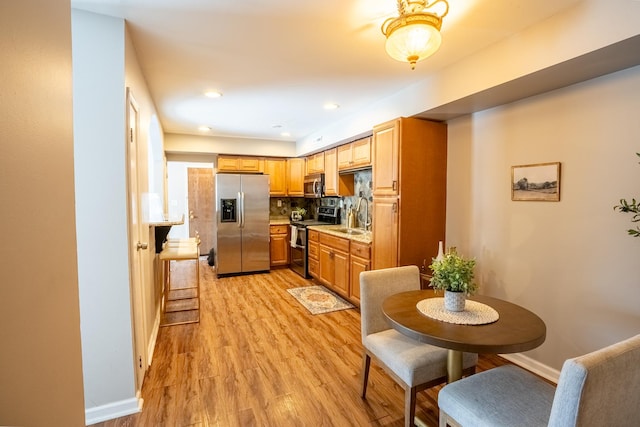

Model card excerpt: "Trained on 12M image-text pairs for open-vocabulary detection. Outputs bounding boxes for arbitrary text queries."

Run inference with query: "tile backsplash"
[341,169,372,228]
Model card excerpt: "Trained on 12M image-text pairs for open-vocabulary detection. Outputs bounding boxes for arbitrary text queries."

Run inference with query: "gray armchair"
[438,334,640,427]
[360,265,477,427]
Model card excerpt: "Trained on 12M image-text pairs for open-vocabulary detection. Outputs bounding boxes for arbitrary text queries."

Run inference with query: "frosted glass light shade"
[383,13,442,69]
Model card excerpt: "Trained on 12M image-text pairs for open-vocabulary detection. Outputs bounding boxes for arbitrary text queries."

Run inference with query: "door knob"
[136,242,148,250]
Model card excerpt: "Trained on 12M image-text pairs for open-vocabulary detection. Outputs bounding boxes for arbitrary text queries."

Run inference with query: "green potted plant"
[613,152,640,237]
[429,247,477,311]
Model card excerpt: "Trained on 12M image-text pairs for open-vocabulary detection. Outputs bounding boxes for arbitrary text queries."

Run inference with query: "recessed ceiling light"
[272,124,283,129]
[204,90,222,98]
[198,126,211,132]
[280,132,291,137]
[324,103,340,110]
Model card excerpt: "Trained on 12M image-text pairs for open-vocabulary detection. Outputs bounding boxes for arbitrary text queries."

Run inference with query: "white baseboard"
[500,353,561,384]
[84,396,142,425]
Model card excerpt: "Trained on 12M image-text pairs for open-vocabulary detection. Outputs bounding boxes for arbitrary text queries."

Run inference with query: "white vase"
[436,241,444,261]
[444,290,466,312]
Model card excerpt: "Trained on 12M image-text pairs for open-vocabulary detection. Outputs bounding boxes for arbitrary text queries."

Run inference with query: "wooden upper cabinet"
[338,137,372,171]
[372,120,400,196]
[264,158,287,196]
[306,152,325,175]
[287,158,305,196]
[324,148,338,196]
[218,155,264,173]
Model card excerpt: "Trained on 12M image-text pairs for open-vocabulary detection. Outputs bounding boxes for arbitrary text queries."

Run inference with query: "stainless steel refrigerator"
[214,173,270,276]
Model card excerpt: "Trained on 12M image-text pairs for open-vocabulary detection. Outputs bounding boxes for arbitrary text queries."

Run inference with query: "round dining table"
[382,289,546,382]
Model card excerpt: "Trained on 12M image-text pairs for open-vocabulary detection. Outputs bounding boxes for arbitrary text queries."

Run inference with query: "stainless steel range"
[289,206,340,278]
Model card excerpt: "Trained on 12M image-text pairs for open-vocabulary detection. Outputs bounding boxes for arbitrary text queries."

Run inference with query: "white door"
[126,88,148,394]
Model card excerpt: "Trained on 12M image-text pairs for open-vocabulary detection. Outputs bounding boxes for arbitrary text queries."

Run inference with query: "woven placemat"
[416,298,499,325]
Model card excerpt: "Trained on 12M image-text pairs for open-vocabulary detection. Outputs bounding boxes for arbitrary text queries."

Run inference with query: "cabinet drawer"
[308,229,319,242]
[270,224,289,235]
[308,241,319,259]
[350,241,370,260]
[308,258,319,277]
[319,233,350,253]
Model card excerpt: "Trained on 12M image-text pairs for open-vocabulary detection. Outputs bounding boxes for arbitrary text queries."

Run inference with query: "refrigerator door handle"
[237,191,243,228]
[240,191,244,228]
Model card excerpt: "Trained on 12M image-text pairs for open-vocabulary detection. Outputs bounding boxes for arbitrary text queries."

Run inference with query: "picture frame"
[511,162,561,202]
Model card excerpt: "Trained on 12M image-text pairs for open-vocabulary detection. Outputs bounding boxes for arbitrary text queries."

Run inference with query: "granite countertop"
[307,224,372,244]
[270,217,291,225]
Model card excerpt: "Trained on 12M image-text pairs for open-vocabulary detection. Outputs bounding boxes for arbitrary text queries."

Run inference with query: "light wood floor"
[90,260,511,427]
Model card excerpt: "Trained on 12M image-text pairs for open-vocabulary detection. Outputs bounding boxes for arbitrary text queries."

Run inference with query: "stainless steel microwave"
[303,173,324,198]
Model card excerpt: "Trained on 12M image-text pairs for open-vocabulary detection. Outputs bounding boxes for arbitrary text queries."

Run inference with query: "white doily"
[416,298,499,325]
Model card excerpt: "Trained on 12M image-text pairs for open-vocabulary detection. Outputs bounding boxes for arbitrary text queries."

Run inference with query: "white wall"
[73,10,165,424]
[0,0,86,425]
[165,133,296,157]
[72,10,139,420]
[446,65,640,374]
[297,0,640,154]
[125,23,166,370]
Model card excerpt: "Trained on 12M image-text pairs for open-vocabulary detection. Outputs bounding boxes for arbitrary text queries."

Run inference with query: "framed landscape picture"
[511,162,561,201]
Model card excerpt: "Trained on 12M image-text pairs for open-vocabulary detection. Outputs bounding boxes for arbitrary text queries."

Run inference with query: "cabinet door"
[350,255,369,305]
[239,157,262,172]
[352,137,371,167]
[324,148,338,196]
[270,233,290,266]
[371,197,399,269]
[287,158,305,196]
[217,155,239,171]
[372,120,399,196]
[306,152,325,174]
[333,249,350,298]
[318,244,335,287]
[337,144,352,170]
[265,159,287,196]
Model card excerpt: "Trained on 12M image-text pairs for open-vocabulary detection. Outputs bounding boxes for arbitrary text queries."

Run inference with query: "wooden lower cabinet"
[308,230,320,279]
[311,229,370,306]
[349,241,370,305]
[317,233,350,298]
[269,225,290,267]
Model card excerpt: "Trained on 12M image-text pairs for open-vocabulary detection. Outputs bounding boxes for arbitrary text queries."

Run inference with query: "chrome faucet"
[356,196,370,231]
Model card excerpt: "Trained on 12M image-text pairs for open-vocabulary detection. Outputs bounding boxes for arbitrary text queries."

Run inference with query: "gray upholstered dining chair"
[360,265,478,427]
[438,333,640,427]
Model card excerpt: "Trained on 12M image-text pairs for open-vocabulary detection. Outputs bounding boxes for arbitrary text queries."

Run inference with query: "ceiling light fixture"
[381,0,449,70]
[204,90,222,98]
[198,126,212,132]
[324,103,340,110]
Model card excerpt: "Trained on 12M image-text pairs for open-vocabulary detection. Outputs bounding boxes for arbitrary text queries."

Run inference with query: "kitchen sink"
[334,228,366,235]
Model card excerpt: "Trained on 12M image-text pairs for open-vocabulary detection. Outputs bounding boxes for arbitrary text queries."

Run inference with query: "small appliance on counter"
[289,205,340,278]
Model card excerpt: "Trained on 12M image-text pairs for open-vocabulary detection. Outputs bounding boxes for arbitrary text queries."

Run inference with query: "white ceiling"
[71,0,583,143]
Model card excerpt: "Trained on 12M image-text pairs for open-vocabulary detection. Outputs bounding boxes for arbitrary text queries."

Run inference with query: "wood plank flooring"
[90,261,511,427]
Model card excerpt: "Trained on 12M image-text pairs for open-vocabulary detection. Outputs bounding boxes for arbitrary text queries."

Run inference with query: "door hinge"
[130,128,133,142]
[139,356,143,368]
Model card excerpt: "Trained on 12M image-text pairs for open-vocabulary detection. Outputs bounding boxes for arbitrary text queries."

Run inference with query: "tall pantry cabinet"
[371,117,447,270]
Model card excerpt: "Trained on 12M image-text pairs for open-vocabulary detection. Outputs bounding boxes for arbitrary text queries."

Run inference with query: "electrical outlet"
[277,199,282,207]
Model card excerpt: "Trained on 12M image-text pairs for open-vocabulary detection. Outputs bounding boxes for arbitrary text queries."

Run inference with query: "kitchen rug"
[287,285,355,315]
